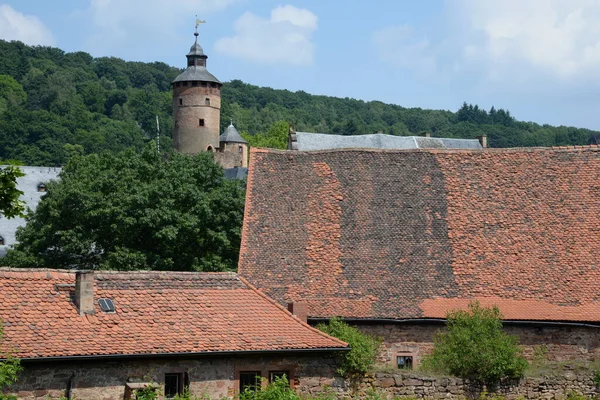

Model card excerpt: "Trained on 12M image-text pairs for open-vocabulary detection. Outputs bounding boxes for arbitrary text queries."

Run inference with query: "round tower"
[172,31,222,154]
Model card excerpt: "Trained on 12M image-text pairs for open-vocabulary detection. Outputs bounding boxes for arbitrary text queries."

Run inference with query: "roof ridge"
[237,276,349,348]
[250,145,600,155]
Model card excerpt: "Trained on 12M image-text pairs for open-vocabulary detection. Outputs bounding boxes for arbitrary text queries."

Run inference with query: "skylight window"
[98,298,115,313]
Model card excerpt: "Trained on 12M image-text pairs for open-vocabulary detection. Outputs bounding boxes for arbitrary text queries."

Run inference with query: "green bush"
[0,321,22,392]
[238,376,300,400]
[316,317,381,379]
[594,370,600,387]
[422,302,528,386]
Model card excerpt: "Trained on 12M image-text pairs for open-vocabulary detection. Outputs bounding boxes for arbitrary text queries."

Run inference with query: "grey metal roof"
[172,66,221,84]
[223,167,248,180]
[220,123,248,144]
[187,41,206,57]
[0,166,61,257]
[294,132,482,151]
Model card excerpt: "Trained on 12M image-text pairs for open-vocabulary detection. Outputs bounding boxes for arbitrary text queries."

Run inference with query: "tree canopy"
[0,39,598,166]
[0,165,25,219]
[5,145,245,272]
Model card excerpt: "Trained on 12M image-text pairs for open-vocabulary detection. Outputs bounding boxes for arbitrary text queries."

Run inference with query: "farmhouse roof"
[238,146,600,323]
[0,269,347,360]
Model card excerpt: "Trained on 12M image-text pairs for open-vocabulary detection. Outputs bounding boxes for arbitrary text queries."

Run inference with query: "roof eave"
[308,317,600,328]
[12,346,350,363]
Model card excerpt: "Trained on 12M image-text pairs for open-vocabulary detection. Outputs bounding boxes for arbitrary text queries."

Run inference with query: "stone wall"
[355,323,600,367]
[3,353,342,399]
[356,372,599,399]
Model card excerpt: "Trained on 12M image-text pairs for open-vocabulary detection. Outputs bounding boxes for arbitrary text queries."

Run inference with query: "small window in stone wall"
[199,119,205,127]
[239,371,261,393]
[210,82,217,88]
[397,355,413,370]
[37,183,47,192]
[205,98,210,106]
[238,145,243,153]
[201,82,207,87]
[164,373,184,399]
[269,371,290,384]
[179,98,183,106]
[0,236,4,246]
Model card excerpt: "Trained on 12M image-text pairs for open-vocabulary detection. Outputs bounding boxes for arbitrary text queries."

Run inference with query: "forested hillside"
[1,39,598,166]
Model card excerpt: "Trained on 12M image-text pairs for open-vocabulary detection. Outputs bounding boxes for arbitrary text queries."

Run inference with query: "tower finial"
[195,16,206,40]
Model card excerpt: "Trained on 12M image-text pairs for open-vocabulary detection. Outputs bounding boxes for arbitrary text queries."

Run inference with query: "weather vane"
[195,15,206,37]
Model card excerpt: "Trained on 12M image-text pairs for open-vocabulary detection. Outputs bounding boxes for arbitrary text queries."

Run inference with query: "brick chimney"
[476,134,488,148]
[75,271,95,315]
[287,302,308,323]
[425,132,431,138]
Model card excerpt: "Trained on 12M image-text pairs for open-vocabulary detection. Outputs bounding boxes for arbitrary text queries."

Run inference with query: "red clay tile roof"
[238,146,600,323]
[0,268,347,359]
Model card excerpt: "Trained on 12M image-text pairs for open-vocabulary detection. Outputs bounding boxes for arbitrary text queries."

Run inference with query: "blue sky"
[2,0,600,130]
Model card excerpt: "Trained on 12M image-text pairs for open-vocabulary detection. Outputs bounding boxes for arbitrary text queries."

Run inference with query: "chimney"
[288,123,298,150]
[75,271,95,315]
[476,134,488,148]
[425,132,431,138]
[287,302,308,324]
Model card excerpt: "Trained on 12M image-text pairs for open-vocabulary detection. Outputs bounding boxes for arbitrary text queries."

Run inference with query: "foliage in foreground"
[317,318,381,379]
[0,165,25,219]
[5,145,245,271]
[0,321,22,394]
[422,302,528,385]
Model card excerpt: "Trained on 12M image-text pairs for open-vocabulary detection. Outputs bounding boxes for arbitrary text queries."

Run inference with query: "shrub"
[238,376,300,400]
[316,317,381,379]
[0,321,22,392]
[594,370,600,387]
[422,302,528,386]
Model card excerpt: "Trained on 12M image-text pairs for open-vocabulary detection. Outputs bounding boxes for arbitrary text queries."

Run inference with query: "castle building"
[172,30,248,168]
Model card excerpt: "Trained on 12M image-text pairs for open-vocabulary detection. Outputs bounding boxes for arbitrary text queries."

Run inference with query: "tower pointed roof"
[220,122,248,144]
[172,30,220,85]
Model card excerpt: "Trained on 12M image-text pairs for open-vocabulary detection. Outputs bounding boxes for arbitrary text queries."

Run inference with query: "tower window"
[179,98,183,106]
[183,82,189,87]
[175,82,181,87]
[210,82,217,88]
[199,119,205,127]
[0,236,4,246]
[201,82,207,87]
[192,81,198,87]
[238,146,243,153]
[37,183,47,192]
[205,98,210,106]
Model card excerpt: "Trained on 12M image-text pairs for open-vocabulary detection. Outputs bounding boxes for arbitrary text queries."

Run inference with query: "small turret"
[219,122,248,168]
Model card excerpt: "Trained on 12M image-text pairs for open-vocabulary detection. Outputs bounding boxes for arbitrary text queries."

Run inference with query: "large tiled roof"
[0,269,347,359]
[239,146,600,323]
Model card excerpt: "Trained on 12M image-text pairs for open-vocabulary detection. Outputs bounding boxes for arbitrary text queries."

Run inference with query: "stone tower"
[172,30,222,154]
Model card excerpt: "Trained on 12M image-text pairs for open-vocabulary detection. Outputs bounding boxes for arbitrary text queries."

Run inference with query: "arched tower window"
[37,183,47,192]
[0,236,4,246]
[207,145,214,152]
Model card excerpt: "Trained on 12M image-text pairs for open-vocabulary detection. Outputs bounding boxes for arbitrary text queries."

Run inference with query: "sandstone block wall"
[4,353,341,399]
[355,323,600,367]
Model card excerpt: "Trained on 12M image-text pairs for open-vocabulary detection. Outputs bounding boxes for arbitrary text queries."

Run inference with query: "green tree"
[0,165,25,219]
[0,321,22,392]
[6,144,245,271]
[241,121,289,150]
[422,302,528,386]
[317,317,381,379]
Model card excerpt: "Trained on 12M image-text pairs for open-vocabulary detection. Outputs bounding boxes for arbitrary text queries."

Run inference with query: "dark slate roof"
[239,146,600,322]
[224,167,248,180]
[187,41,206,57]
[173,66,220,84]
[294,132,482,151]
[220,123,248,144]
[0,269,348,359]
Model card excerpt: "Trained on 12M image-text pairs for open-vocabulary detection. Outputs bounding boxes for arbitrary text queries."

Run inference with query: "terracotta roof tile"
[239,147,600,323]
[0,269,347,359]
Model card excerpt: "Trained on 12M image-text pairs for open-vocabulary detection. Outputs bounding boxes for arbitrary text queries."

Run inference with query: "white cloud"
[215,5,318,66]
[458,0,600,79]
[82,0,238,58]
[0,4,55,46]
[372,25,435,73]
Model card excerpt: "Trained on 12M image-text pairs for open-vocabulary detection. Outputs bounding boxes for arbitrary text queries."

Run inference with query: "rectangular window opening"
[205,98,210,106]
[179,98,182,106]
[199,119,205,127]
[164,373,184,399]
[192,81,198,87]
[396,355,413,370]
[201,82,207,87]
[239,371,261,393]
[269,371,289,384]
